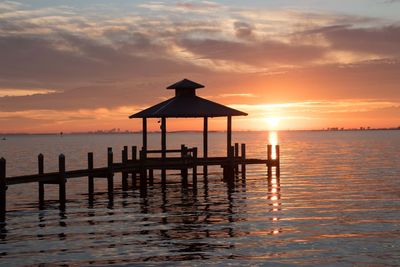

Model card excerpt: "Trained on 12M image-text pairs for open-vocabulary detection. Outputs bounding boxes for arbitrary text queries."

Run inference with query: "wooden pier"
[0,143,280,222]
[1,79,281,222]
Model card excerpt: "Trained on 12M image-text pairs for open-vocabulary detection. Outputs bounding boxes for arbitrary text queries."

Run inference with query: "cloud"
[0,88,56,97]
[234,21,254,39]
[177,38,327,68]
[383,0,400,4]
[139,1,222,13]
[305,24,400,57]
[0,1,22,11]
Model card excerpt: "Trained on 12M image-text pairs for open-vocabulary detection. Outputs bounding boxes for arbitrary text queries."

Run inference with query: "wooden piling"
[227,116,232,157]
[241,143,246,181]
[276,145,280,177]
[139,149,147,189]
[267,144,272,178]
[131,146,137,188]
[192,147,198,187]
[132,146,137,161]
[107,148,114,195]
[38,154,44,207]
[149,169,154,186]
[0,158,6,222]
[88,152,94,197]
[223,146,235,183]
[234,143,239,175]
[203,117,208,177]
[161,117,167,182]
[122,146,128,190]
[58,154,66,208]
[180,145,188,178]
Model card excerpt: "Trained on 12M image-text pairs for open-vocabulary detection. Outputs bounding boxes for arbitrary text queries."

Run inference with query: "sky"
[0,0,399,133]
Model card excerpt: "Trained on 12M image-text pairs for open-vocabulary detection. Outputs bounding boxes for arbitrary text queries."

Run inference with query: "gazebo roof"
[129,79,247,118]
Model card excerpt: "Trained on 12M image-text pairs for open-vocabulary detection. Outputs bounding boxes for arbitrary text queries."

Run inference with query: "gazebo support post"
[161,117,167,183]
[142,118,147,152]
[227,116,232,157]
[203,117,208,177]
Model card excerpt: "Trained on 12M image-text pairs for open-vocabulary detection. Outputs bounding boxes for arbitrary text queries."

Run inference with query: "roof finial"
[166,79,204,90]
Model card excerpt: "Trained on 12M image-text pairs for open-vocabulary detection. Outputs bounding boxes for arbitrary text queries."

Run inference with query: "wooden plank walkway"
[5,157,277,185]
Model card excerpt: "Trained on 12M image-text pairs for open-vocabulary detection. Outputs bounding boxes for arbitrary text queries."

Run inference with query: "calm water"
[0,131,400,266]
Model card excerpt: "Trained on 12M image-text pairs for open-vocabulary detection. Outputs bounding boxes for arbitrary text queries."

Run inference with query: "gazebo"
[129,79,247,163]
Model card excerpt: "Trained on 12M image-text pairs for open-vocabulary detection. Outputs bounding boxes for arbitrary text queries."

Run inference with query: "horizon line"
[1,127,400,136]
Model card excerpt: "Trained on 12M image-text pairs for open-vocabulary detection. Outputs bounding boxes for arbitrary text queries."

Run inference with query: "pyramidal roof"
[129,79,247,118]
[166,79,204,90]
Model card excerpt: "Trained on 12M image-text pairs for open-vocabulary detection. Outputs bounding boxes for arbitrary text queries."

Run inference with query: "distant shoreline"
[1,128,399,136]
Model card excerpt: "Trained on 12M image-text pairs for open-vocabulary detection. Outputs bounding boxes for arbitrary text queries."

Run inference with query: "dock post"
[0,158,6,222]
[241,143,246,181]
[227,116,232,157]
[203,117,208,177]
[122,146,128,191]
[139,149,147,187]
[58,154,66,208]
[139,149,147,195]
[131,146,137,189]
[107,148,114,195]
[223,146,235,184]
[229,145,235,182]
[161,117,167,183]
[234,143,239,175]
[276,145,280,177]
[180,145,188,179]
[38,154,44,208]
[88,152,94,198]
[149,169,154,186]
[192,147,198,188]
[267,145,272,178]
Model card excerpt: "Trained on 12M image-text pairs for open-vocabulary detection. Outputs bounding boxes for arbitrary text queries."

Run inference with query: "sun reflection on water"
[268,131,278,159]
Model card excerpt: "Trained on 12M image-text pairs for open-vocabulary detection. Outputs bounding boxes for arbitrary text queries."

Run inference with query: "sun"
[265,117,280,130]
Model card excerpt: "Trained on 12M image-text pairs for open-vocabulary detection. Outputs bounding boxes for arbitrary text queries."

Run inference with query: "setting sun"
[265,117,281,130]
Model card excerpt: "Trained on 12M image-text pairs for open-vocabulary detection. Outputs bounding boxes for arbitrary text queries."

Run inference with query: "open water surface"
[0,131,400,266]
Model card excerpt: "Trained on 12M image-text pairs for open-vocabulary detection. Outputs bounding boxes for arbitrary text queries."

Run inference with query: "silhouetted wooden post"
[267,145,272,178]
[131,146,137,188]
[192,147,198,187]
[203,117,208,176]
[87,153,94,198]
[180,145,188,187]
[107,148,114,195]
[38,154,44,207]
[139,149,147,189]
[161,117,167,182]
[227,116,232,157]
[224,146,235,186]
[234,143,239,175]
[149,169,154,185]
[0,158,6,222]
[276,145,280,177]
[180,145,188,178]
[122,146,128,190]
[142,118,147,152]
[241,143,246,181]
[223,146,235,184]
[58,154,66,208]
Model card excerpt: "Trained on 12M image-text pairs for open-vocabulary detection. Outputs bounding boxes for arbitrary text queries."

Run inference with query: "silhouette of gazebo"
[129,79,247,160]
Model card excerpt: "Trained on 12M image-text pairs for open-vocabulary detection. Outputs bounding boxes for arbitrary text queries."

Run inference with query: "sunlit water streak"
[0,131,399,266]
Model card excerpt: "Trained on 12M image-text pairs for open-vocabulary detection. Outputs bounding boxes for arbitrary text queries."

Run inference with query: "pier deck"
[0,143,280,222]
